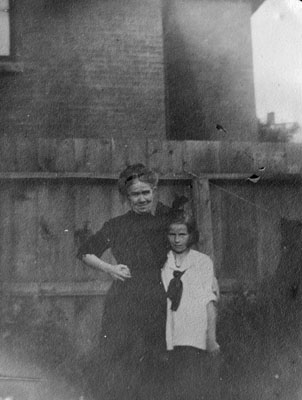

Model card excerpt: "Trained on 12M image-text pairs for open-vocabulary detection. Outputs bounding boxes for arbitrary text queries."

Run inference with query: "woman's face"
[127,180,156,214]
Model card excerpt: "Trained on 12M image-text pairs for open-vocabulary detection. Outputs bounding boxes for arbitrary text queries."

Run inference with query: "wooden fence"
[1,138,302,353]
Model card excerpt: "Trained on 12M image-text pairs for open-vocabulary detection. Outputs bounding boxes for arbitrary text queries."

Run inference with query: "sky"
[251,0,302,129]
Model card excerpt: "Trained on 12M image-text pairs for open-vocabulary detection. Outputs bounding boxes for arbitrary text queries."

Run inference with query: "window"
[0,0,23,72]
[0,0,10,57]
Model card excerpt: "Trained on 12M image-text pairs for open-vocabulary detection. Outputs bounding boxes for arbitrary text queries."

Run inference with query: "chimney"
[267,112,275,125]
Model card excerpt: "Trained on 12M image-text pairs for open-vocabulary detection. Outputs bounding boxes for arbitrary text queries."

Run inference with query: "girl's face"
[127,180,155,214]
[168,223,190,253]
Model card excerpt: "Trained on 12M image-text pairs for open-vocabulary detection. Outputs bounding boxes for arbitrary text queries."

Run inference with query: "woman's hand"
[108,264,132,281]
[81,255,131,281]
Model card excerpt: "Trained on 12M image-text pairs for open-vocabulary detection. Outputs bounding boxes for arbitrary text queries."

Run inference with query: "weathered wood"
[36,182,57,282]
[127,139,148,167]
[253,142,287,174]
[74,138,88,172]
[16,137,39,172]
[286,143,302,174]
[74,296,106,355]
[2,171,302,181]
[210,183,223,275]
[74,183,93,281]
[0,183,14,281]
[255,191,281,280]
[218,141,254,173]
[192,179,214,261]
[55,184,76,281]
[184,141,220,173]
[219,182,258,285]
[12,182,39,282]
[1,279,235,296]
[85,138,113,173]
[54,297,76,338]
[1,138,302,177]
[2,280,111,296]
[0,136,17,172]
[55,139,76,172]
[147,139,184,175]
[280,184,302,220]
[111,139,131,172]
[37,138,57,172]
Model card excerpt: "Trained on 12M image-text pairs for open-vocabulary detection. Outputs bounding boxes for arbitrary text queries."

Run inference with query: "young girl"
[161,214,220,400]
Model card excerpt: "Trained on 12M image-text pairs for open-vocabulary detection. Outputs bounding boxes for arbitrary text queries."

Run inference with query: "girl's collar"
[167,250,192,272]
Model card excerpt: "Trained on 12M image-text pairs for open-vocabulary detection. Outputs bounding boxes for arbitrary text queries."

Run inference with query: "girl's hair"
[168,213,200,247]
[118,164,159,196]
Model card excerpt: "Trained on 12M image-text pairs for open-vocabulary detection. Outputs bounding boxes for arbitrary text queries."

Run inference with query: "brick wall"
[0,0,165,139]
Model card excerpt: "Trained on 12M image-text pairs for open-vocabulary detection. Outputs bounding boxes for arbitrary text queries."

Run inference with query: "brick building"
[1,0,258,141]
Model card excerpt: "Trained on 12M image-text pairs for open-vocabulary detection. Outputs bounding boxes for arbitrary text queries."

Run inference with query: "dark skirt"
[88,278,168,400]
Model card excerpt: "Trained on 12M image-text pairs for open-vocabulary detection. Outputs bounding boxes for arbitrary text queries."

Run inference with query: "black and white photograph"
[0,0,302,399]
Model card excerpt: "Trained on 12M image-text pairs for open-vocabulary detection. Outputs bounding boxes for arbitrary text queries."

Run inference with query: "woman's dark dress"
[78,203,172,400]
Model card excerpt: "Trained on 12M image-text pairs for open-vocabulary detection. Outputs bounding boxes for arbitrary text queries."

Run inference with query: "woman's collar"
[129,201,170,217]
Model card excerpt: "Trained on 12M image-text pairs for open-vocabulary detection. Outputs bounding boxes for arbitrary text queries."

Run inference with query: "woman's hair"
[168,213,200,247]
[118,164,159,195]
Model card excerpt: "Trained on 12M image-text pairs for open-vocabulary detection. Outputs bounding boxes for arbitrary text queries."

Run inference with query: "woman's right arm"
[81,254,131,281]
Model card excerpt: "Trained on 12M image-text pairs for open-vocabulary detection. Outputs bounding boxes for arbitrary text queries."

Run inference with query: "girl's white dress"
[161,249,217,351]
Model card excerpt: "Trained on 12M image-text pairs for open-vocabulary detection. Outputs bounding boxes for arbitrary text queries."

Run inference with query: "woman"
[78,164,173,400]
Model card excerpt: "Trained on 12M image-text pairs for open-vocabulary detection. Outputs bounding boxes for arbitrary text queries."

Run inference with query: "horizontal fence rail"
[0,137,301,178]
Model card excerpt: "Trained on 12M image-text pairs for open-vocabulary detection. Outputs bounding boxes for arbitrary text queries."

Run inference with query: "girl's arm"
[206,301,220,353]
[82,254,131,281]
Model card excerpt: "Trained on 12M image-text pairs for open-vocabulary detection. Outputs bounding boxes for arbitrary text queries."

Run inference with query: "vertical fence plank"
[127,139,148,167]
[0,136,17,172]
[74,138,88,172]
[85,139,113,173]
[192,179,214,261]
[74,296,106,356]
[148,139,185,175]
[74,183,92,281]
[184,141,220,174]
[111,138,149,174]
[220,183,258,286]
[55,139,76,172]
[36,182,58,282]
[56,183,77,281]
[0,183,14,281]
[12,182,39,282]
[37,139,57,172]
[255,184,282,280]
[16,137,39,172]
[37,182,75,282]
[210,183,223,275]
[111,139,130,173]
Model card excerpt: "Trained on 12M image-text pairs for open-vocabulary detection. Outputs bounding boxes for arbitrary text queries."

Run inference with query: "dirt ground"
[2,275,302,400]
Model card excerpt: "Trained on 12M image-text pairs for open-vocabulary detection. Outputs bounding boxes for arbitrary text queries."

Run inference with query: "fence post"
[192,178,214,262]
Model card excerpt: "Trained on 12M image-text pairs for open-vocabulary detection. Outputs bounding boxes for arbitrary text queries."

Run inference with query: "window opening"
[0,0,10,56]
